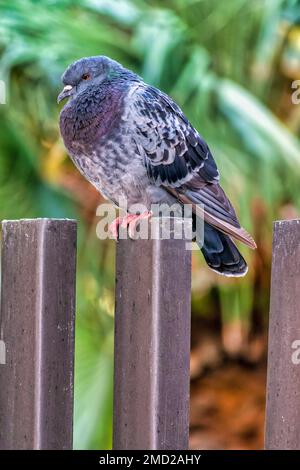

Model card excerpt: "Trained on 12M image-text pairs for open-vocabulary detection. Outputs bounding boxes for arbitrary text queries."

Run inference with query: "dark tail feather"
[200,223,248,277]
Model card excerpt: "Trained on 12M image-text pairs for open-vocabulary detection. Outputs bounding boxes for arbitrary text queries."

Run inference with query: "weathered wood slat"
[113,218,192,450]
[265,219,300,449]
[0,219,77,450]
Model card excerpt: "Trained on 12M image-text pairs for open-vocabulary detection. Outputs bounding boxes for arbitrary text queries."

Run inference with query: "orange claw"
[109,212,152,240]
[108,217,122,240]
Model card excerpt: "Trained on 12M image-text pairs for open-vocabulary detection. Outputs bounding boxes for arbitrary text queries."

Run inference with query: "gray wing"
[129,84,256,249]
[130,84,219,186]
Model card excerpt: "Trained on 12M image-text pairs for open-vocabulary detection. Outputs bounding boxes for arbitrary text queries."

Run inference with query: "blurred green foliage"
[1,0,300,449]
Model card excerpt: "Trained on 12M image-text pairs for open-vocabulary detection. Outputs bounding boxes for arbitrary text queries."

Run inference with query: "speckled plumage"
[58,56,256,276]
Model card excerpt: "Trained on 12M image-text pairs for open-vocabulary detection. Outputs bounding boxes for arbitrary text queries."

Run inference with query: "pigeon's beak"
[57,85,73,104]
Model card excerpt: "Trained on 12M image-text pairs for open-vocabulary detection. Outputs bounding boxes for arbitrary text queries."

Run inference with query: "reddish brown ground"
[189,364,266,450]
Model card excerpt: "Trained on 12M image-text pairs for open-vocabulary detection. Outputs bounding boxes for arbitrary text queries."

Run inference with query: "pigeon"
[58,55,256,276]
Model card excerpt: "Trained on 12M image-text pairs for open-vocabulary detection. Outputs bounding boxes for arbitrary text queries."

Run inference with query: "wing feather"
[128,84,256,249]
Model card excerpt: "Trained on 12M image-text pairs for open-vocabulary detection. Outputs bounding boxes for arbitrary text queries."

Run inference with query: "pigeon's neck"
[60,80,129,149]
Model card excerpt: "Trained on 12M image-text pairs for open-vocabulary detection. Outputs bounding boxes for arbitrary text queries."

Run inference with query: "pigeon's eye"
[82,73,91,81]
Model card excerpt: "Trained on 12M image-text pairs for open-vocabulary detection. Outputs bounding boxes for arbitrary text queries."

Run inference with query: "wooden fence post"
[0,219,76,450]
[113,217,192,450]
[265,219,300,449]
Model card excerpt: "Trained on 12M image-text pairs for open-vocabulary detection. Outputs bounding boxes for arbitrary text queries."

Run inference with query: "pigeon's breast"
[72,131,151,208]
[59,84,125,150]
[59,84,152,207]
[59,81,175,210]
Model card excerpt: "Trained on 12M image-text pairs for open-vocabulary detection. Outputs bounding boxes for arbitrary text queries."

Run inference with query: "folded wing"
[129,83,256,249]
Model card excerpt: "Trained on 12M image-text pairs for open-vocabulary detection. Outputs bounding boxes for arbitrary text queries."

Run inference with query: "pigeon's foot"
[108,217,122,240]
[109,212,152,240]
[122,211,153,238]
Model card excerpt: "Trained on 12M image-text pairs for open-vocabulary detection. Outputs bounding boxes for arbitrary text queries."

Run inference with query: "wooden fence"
[265,220,300,449]
[0,217,299,450]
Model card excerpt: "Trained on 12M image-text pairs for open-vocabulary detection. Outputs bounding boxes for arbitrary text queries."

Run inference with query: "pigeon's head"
[57,55,127,103]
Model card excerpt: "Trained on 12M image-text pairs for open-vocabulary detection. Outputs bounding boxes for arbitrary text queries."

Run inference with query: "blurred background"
[1,0,300,450]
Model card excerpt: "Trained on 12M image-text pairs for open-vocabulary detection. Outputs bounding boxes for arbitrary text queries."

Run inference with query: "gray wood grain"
[0,219,76,449]
[265,219,300,449]
[113,218,191,450]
